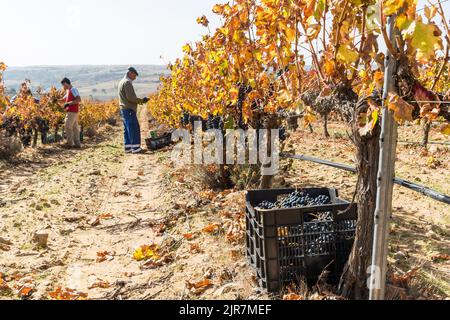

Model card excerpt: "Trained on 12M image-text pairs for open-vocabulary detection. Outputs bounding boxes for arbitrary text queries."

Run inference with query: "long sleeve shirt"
[118,77,144,112]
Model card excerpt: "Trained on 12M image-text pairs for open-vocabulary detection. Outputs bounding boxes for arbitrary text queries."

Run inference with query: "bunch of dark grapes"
[304,222,335,255]
[237,118,248,130]
[257,201,275,210]
[181,112,190,126]
[279,127,287,141]
[256,191,330,210]
[213,116,224,130]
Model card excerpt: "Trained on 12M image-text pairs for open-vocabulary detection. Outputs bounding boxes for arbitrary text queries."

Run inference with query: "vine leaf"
[358,99,380,136]
[441,124,450,136]
[387,93,414,123]
[133,244,160,262]
[383,0,406,16]
[337,45,359,65]
[403,20,442,62]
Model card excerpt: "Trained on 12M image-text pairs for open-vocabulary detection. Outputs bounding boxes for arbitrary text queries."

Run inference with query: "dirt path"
[0,110,260,300]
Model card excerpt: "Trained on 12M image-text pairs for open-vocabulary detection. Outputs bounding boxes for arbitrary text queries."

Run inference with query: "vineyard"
[146,0,450,300]
[0,0,449,303]
[0,63,118,156]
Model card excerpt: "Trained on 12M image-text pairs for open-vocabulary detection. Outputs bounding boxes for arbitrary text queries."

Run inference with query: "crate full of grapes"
[245,188,357,293]
[145,131,173,151]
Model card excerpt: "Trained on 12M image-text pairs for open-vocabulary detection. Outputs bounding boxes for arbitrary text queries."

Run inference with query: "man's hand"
[64,103,70,110]
[142,97,149,103]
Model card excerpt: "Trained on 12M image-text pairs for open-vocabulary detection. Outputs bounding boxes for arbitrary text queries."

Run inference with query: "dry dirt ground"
[283,120,449,299]
[0,113,448,300]
[0,110,262,300]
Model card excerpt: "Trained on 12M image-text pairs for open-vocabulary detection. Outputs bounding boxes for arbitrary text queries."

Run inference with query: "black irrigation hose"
[281,153,450,205]
[397,140,450,146]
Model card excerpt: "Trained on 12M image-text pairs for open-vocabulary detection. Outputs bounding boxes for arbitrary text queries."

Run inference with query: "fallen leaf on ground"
[96,251,115,263]
[186,279,213,295]
[142,254,174,269]
[0,243,11,251]
[183,233,196,240]
[48,288,88,300]
[153,224,166,236]
[432,254,450,263]
[133,244,160,262]
[189,243,203,254]
[202,224,220,234]
[199,190,217,201]
[229,249,241,259]
[283,293,304,300]
[0,274,10,292]
[391,268,419,288]
[99,213,113,220]
[88,279,111,289]
[18,286,33,298]
[114,190,131,197]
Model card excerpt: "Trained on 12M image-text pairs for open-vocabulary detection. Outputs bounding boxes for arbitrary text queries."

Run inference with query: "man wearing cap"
[118,67,149,154]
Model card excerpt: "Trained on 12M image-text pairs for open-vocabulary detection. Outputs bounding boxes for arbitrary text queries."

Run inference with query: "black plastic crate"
[145,132,173,151]
[245,188,357,293]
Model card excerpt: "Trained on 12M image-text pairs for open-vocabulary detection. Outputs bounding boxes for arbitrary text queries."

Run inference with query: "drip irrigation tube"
[281,153,450,205]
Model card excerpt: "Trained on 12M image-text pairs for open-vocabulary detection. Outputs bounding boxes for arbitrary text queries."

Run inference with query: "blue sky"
[1,0,449,67]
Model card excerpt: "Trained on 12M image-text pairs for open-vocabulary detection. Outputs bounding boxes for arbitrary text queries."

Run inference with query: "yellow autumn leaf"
[285,27,297,43]
[303,106,317,127]
[383,0,406,16]
[440,124,450,135]
[196,15,209,27]
[403,20,442,62]
[133,244,160,262]
[229,87,239,104]
[324,60,335,75]
[182,44,192,54]
[337,46,359,65]
[396,14,412,31]
[424,6,437,21]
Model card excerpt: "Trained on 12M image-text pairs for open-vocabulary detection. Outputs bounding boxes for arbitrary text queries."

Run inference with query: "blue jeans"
[120,109,141,152]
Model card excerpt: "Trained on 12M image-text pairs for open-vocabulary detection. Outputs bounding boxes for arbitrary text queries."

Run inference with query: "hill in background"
[3,65,169,100]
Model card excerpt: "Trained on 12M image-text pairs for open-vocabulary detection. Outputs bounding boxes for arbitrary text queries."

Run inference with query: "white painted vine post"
[369,13,399,300]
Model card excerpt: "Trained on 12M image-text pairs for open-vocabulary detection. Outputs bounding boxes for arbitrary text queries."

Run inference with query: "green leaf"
[224,116,235,130]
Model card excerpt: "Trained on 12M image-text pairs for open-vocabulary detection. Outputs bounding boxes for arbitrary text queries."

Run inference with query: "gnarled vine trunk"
[323,114,330,138]
[259,115,279,189]
[422,122,431,147]
[339,121,380,299]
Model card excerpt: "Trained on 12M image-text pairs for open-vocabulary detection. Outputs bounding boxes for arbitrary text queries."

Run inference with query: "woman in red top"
[60,78,82,148]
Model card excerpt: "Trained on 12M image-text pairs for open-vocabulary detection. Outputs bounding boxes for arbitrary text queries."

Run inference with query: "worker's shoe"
[131,148,146,154]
